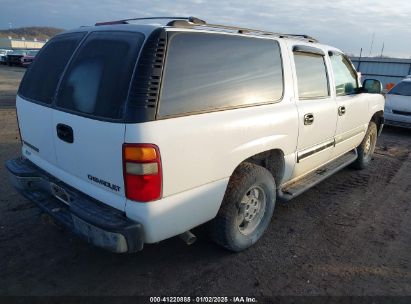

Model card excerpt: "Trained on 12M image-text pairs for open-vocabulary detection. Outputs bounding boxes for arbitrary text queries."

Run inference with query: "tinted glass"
[57,31,144,119]
[330,53,358,95]
[294,52,329,99]
[159,33,283,117]
[11,50,26,55]
[389,81,411,96]
[27,50,39,56]
[19,33,85,104]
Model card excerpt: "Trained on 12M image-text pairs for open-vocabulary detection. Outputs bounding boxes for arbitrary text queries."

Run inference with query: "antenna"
[368,32,375,57]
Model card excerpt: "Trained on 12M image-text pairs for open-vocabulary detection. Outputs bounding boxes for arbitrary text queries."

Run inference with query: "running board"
[278,150,358,202]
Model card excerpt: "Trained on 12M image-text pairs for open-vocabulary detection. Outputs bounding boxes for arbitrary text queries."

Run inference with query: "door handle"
[304,113,314,125]
[338,106,346,116]
[56,123,74,143]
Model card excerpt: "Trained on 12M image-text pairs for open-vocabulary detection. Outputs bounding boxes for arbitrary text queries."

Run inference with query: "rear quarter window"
[18,32,86,104]
[56,31,145,120]
[158,33,284,117]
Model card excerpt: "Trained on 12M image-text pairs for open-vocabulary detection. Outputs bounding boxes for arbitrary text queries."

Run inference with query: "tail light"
[122,144,162,202]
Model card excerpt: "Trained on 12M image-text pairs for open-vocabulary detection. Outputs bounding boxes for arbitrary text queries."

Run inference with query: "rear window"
[19,32,85,104]
[159,33,283,117]
[56,31,145,119]
[389,81,411,96]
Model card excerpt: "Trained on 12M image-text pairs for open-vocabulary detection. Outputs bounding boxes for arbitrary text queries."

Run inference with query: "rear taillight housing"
[122,144,162,202]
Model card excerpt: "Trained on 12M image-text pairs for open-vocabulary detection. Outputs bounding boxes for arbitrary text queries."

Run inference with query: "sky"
[1,0,411,58]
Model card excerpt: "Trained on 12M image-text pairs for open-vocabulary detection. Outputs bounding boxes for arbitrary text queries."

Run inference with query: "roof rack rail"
[95,16,317,43]
[95,16,205,26]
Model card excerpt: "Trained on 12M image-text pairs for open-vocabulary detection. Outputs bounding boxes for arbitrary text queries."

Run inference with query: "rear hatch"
[17,30,146,211]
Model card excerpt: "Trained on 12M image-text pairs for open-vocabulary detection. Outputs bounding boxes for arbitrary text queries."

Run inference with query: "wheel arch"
[233,149,285,189]
[371,110,384,134]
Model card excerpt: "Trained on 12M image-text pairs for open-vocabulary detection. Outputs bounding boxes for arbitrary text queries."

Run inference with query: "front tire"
[352,121,378,170]
[209,162,276,252]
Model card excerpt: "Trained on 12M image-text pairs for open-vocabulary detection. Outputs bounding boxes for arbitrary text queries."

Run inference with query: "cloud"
[1,0,410,57]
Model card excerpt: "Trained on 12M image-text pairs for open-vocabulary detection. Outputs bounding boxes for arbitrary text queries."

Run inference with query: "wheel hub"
[237,186,266,235]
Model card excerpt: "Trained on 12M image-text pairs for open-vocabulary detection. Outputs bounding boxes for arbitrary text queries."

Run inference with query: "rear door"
[289,44,338,179]
[52,31,145,210]
[17,32,86,169]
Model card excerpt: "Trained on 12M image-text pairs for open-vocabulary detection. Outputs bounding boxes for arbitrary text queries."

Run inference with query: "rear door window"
[294,52,329,99]
[18,32,86,104]
[56,31,145,119]
[159,33,284,117]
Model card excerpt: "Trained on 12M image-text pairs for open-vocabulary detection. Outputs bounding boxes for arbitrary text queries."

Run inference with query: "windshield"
[11,50,26,55]
[388,81,411,97]
[27,50,39,56]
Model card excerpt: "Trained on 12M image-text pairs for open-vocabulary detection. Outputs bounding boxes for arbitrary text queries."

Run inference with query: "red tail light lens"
[123,144,162,202]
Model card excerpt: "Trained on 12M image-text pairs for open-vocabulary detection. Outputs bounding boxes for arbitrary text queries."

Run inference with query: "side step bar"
[277,150,358,203]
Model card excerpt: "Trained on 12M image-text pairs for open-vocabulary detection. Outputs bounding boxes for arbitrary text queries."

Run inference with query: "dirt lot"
[0,65,410,296]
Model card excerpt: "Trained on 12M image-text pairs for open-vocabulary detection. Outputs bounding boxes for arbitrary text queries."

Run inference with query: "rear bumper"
[5,157,144,253]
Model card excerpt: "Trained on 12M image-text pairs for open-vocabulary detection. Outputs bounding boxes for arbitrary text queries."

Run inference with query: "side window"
[159,33,284,117]
[18,32,86,104]
[330,53,358,96]
[56,31,145,119]
[294,51,329,99]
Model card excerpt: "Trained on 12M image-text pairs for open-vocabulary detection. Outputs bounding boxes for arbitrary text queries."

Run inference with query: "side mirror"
[362,79,383,94]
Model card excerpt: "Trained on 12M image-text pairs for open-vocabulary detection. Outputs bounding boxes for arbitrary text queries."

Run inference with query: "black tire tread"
[352,121,378,170]
[209,162,276,252]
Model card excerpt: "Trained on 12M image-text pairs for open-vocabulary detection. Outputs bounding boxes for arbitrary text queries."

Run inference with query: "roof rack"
[95,16,205,26]
[95,16,318,43]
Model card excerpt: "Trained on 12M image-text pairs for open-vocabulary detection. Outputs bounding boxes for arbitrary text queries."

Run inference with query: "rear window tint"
[389,81,411,96]
[56,31,145,119]
[159,33,283,117]
[18,32,86,104]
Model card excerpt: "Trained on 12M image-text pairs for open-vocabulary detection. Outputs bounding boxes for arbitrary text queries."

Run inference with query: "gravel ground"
[0,65,410,296]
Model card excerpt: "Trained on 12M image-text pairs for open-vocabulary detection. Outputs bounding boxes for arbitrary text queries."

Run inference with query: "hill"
[0,27,64,41]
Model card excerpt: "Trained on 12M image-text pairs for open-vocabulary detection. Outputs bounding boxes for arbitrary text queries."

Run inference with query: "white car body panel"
[17,97,127,211]
[17,97,57,166]
[125,178,229,243]
[52,110,127,211]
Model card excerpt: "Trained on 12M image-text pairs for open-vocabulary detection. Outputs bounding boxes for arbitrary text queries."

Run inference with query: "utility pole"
[358,48,363,71]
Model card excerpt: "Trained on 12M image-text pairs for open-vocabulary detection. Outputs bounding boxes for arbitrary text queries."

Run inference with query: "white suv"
[6,17,385,253]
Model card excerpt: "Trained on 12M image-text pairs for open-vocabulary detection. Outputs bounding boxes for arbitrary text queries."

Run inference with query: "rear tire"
[209,162,276,252]
[351,121,378,170]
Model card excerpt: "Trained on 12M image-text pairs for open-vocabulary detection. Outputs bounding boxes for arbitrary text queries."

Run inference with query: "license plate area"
[50,182,71,205]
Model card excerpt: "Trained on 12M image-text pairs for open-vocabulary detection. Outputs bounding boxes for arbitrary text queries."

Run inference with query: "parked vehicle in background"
[21,50,39,67]
[6,50,29,66]
[6,17,385,253]
[384,76,411,128]
[0,49,13,65]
